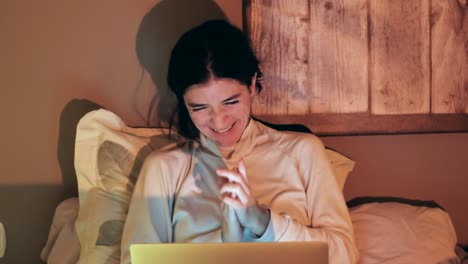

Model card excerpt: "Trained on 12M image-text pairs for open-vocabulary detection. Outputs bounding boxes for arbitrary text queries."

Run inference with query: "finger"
[238,159,248,181]
[217,169,251,200]
[217,175,229,186]
[222,195,243,209]
[220,183,249,205]
[216,169,242,183]
[217,169,249,193]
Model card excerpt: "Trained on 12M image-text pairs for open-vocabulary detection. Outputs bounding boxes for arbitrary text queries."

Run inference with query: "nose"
[210,107,228,129]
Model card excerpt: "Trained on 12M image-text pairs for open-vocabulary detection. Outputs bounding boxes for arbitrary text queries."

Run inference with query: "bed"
[40,109,468,264]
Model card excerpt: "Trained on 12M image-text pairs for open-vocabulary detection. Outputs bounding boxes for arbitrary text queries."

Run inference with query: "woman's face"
[183,77,255,148]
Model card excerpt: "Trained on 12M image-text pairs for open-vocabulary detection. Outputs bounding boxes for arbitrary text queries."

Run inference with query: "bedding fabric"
[40,198,80,264]
[74,109,180,264]
[43,196,464,264]
[69,109,353,263]
[45,108,462,263]
[348,197,459,264]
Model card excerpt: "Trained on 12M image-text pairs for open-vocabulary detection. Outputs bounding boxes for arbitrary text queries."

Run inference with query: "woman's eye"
[224,100,239,105]
[191,107,206,112]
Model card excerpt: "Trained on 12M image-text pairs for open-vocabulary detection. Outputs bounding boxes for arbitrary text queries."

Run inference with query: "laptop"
[130,241,328,264]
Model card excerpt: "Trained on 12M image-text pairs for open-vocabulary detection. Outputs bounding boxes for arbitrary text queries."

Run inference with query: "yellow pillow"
[325,148,355,191]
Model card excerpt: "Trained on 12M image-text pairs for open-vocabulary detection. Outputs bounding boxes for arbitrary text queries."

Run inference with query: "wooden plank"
[309,0,368,113]
[431,0,468,113]
[245,0,310,115]
[255,113,468,136]
[369,0,430,114]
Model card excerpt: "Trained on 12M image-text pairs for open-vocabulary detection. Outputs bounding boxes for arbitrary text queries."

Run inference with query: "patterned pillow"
[74,109,181,264]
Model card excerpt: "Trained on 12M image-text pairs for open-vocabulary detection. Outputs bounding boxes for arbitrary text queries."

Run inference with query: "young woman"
[121,20,358,263]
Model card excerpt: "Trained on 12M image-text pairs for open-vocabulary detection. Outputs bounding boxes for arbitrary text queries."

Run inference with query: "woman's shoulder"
[255,120,324,149]
[144,140,193,167]
[278,131,325,156]
[136,141,194,189]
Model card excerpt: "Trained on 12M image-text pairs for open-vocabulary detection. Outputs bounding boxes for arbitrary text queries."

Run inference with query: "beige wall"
[0,1,467,264]
[0,1,241,263]
[0,0,241,186]
[322,133,468,247]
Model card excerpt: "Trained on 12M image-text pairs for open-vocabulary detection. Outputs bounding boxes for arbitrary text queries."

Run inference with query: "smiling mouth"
[212,123,235,134]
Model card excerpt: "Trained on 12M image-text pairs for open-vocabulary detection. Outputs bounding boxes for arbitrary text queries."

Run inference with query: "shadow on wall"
[57,99,102,198]
[56,1,229,200]
[56,0,228,200]
[0,2,231,263]
[135,0,227,127]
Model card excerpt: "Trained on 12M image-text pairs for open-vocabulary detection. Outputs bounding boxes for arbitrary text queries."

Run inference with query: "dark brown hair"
[167,19,263,139]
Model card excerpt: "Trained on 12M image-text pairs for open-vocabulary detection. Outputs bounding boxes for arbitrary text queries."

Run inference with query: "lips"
[211,122,235,134]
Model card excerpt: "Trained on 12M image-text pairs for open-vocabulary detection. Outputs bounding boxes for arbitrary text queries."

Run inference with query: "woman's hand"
[216,160,270,237]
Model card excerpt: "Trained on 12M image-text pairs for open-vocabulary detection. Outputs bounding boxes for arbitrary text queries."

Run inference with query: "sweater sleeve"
[257,135,359,264]
[120,151,178,264]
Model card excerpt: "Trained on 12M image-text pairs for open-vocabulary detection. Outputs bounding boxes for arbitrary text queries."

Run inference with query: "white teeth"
[215,128,229,133]
[213,124,233,133]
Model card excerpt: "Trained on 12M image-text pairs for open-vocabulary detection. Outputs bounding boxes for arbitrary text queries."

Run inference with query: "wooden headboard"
[243,0,468,136]
[242,0,468,244]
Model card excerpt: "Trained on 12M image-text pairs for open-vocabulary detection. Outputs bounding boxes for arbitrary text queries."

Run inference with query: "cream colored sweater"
[121,120,358,263]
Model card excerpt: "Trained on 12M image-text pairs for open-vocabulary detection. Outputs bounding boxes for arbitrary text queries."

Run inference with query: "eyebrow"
[187,93,241,108]
[187,102,206,108]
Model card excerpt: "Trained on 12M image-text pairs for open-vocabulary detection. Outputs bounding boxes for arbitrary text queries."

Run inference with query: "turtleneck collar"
[199,118,267,161]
